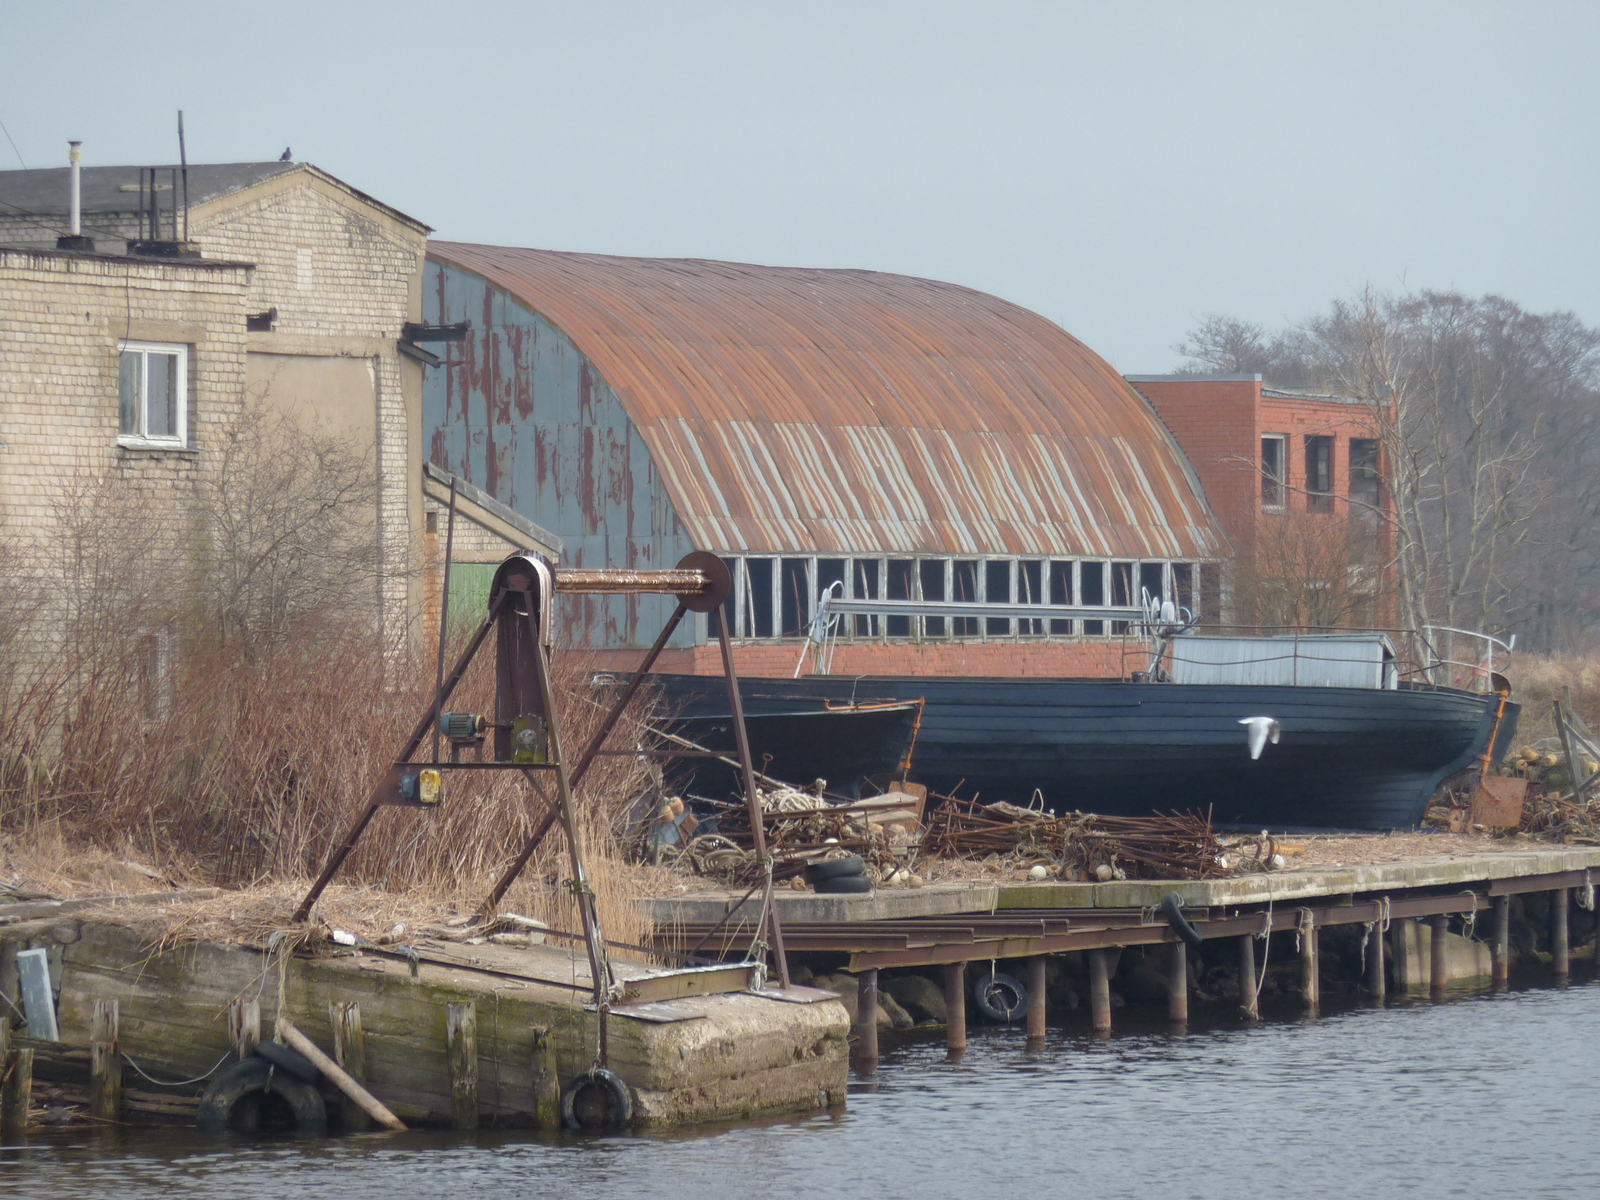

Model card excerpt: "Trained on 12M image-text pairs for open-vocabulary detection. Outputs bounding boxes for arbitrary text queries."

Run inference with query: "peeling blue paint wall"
[423,260,699,648]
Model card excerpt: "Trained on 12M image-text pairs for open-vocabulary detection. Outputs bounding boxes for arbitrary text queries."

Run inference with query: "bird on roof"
[279,147,292,162]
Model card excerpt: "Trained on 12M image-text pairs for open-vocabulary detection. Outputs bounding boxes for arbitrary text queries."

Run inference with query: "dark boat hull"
[651,674,1519,831]
[656,701,921,800]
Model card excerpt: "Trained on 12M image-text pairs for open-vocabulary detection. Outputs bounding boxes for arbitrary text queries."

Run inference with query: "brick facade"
[0,246,252,582]
[1129,374,1394,626]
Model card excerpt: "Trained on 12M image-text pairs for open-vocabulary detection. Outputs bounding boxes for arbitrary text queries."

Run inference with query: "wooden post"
[1300,918,1320,1012]
[276,1019,406,1132]
[1552,888,1570,977]
[1025,956,1047,1045]
[943,962,966,1055]
[0,943,17,1024]
[855,969,879,1062]
[90,999,122,1123]
[1167,942,1188,1024]
[531,1024,560,1130]
[1237,936,1259,1020]
[1493,895,1511,988]
[446,1002,478,1131]
[229,998,260,1061]
[1088,949,1112,1035]
[1430,914,1450,1001]
[330,1002,370,1133]
[1367,922,1387,1002]
[2,1047,31,1141]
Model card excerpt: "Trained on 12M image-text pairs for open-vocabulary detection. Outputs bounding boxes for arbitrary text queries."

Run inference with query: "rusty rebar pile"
[923,798,1228,880]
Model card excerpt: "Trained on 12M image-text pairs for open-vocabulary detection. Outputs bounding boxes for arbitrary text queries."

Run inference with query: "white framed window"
[118,341,188,447]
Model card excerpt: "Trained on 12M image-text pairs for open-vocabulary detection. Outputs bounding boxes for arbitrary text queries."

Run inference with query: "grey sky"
[3,1,1594,370]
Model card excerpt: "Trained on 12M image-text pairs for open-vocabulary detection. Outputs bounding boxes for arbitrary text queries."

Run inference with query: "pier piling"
[1088,949,1112,1035]
[531,1025,560,1129]
[1237,936,1259,1020]
[446,1002,478,1130]
[855,969,880,1062]
[943,962,966,1056]
[1552,888,1570,977]
[228,998,259,1061]
[1025,956,1047,1045]
[1299,916,1320,1012]
[2,1044,31,1141]
[330,1002,370,1133]
[1167,942,1188,1025]
[1493,895,1510,988]
[1367,922,1387,1002]
[89,998,122,1122]
[1429,915,1449,1001]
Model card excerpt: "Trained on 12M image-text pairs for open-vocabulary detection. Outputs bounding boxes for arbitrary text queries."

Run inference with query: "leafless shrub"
[0,404,658,948]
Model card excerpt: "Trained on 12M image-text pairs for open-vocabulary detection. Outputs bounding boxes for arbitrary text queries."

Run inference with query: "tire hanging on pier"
[1159,892,1206,953]
[561,1067,633,1131]
[197,1058,328,1134]
[971,970,1027,1023]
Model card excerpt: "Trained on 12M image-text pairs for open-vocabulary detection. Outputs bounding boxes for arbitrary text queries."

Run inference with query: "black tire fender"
[814,874,874,894]
[804,855,865,883]
[254,1039,322,1083]
[971,969,1027,1023]
[1159,891,1205,953]
[561,1067,633,1131]
[197,1058,328,1134]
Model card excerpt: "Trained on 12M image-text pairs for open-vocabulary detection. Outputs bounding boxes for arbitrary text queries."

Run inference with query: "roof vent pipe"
[55,142,95,253]
[68,141,82,235]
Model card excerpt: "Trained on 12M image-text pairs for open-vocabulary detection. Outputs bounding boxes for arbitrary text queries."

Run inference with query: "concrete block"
[1392,917,1492,992]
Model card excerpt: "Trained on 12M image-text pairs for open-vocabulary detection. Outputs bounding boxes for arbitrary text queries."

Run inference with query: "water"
[6,977,1597,1200]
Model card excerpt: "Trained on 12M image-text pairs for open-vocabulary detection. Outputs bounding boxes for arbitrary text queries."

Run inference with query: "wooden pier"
[650,843,1600,1060]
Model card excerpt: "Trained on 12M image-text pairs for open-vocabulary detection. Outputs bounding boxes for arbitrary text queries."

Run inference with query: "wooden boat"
[649,663,1519,831]
[651,696,922,800]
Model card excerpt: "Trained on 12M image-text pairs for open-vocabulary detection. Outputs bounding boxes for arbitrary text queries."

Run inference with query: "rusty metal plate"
[1471,776,1528,829]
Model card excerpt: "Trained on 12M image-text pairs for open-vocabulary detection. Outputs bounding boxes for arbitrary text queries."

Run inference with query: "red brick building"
[1127,373,1393,629]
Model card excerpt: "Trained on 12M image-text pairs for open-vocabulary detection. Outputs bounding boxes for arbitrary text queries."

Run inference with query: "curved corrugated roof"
[427,242,1225,560]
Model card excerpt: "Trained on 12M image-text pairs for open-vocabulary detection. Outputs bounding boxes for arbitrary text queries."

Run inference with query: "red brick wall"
[586,639,1136,679]
[1133,379,1259,567]
[1134,378,1394,624]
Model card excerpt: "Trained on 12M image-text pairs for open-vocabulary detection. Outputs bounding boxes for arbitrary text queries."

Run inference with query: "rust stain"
[427,242,1225,562]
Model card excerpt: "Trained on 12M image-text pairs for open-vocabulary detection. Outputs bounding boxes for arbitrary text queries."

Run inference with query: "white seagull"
[1239,716,1281,761]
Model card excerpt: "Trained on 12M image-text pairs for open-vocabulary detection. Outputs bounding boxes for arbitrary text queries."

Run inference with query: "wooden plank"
[2,1047,32,1141]
[277,1018,406,1132]
[90,998,122,1122]
[446,1003,477,1131]
[229,998,259,1061]
[330,1001,370,1133]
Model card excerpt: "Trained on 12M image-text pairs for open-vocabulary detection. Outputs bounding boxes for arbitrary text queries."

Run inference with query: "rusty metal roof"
[428,242,1225,560]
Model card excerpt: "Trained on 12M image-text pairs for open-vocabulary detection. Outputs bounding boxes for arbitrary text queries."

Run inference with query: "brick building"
[1127,373,1393,629]
[0,159,556,667]
[422,243,1227,678]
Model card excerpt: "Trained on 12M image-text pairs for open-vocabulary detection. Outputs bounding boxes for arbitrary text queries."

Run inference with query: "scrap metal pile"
[922,798,1231,881]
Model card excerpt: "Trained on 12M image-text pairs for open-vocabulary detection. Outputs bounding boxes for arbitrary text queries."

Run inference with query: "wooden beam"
[90,999,122,1123]
[446,1003,478,1131]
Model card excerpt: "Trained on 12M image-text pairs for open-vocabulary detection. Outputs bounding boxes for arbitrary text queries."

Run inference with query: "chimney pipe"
[68,141,82,235]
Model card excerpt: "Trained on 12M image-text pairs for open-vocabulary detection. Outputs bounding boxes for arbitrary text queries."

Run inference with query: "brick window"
[1305,435,1333,513]
[118,340,187,448]
[1261,435,1286,509]
[1350,438,1380,513]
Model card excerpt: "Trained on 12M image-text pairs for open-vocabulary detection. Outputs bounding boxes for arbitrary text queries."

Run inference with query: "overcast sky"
[3,2,1594,370]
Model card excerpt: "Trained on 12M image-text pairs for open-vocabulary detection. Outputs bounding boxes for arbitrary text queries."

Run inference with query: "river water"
[6,972,1596,1200]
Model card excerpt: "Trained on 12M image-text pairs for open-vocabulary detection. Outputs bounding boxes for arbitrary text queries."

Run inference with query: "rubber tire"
[971,970,1027,1023]
[197,1058,328,1134]
[1159,891,1206,953]
[813,874,874,895]
[804,855,865,883]
[254,1040,322,1083]
[561,1067,633,1131]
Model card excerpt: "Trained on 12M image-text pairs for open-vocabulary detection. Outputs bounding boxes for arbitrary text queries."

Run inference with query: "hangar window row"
[717,555,1205,642]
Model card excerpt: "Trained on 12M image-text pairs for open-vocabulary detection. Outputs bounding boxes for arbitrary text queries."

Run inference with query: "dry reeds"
[0,410,662,953]
[1507,652,1600,745]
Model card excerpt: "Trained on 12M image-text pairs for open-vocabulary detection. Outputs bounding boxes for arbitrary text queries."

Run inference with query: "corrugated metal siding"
[425,243,1226,561]
[1168,636,1396,688]
[424,263,696,647]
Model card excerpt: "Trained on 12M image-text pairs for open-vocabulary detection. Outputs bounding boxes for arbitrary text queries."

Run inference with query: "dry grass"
[0,456,664,954]
[1507,652,1600,745]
